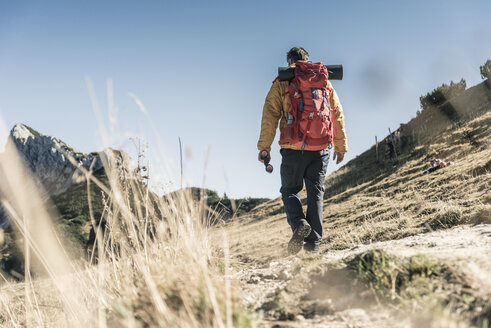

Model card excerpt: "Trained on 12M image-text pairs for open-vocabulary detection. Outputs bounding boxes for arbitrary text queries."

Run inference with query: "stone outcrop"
[5,124,104,196]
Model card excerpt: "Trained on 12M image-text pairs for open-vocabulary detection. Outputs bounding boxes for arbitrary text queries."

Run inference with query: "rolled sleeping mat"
[278,65,343,81]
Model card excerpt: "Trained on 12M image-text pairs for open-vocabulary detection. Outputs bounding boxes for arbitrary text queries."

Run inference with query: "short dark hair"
[287,47,309,63]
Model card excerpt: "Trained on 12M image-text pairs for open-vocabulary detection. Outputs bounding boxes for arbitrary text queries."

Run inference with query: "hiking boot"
[303,243,319,254]
[288,221,311,255]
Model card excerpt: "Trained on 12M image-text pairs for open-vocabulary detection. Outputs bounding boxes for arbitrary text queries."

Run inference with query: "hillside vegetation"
[0,155,268,279]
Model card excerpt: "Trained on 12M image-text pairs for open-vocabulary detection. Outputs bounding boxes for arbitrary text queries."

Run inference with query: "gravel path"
[234,224,491,327]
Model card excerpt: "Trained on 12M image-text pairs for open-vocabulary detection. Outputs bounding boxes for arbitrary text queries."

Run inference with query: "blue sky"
[1,0,490,198]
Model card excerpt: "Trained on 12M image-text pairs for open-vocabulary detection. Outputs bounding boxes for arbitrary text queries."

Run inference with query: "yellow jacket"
[257,77,348,153]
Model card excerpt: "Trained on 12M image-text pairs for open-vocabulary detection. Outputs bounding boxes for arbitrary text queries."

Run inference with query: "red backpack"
[279,61,335,151]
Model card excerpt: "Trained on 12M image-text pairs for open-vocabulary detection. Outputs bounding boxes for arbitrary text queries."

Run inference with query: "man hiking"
[257,47,348,254]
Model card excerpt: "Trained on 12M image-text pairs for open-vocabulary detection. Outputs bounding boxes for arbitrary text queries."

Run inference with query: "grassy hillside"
[1,166,269,277]
[50,167,109,247]
[224,80,491,264]
[0,144,256,327]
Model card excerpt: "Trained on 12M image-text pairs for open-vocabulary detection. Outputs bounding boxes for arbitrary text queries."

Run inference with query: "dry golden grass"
[0,95,255,328]
[0,141,256,327]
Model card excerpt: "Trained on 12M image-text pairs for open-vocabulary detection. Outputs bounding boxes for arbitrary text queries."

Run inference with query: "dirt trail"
[234,224,491,327]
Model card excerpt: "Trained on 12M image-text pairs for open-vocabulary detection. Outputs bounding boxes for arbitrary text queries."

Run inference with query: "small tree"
[480,59,491,80]
[419,78,466,110]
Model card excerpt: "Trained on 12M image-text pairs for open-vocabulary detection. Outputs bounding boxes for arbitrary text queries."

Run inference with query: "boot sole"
[288,223,311,255]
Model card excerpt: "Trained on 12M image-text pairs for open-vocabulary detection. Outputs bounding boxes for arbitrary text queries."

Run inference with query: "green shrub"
[420,79,466,109]
[24,125,41,138]
[186,187,269,219]
[480,59,491,80]
[348,249,445,299]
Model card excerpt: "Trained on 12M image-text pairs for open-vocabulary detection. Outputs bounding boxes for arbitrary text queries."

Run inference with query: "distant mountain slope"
[225,80,490,262]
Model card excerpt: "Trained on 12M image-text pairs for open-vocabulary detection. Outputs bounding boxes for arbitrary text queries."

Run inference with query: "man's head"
[287,47,309,66]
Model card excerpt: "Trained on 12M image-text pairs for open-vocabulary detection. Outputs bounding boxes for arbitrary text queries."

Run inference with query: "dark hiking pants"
[280,148,330,250]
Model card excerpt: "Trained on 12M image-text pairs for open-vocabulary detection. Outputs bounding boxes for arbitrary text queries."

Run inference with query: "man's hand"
[333,151,345,164]
[258,150,270,163]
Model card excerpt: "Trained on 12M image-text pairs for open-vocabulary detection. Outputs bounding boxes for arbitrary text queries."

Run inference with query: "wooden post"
[388,128,398,158]
[179,137,183,189]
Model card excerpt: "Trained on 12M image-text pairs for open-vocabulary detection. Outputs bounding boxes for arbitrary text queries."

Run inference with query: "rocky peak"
[11,123,39,141]
[5,124,105,196]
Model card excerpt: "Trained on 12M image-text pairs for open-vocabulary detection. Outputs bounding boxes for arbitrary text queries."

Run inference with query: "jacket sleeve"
[329,85,348,153]
[257,81,283,152]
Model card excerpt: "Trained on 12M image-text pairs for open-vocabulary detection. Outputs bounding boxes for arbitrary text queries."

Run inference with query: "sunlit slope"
[225,80,491,263]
